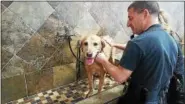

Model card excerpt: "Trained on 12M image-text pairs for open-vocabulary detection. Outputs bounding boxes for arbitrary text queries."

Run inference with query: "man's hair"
[128,1,160,16]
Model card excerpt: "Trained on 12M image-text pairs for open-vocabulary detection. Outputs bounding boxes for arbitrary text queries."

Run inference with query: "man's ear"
[143,9,150,18]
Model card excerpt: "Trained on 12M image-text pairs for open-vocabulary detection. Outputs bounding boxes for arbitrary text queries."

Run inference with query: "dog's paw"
[97,93,102,99]
[84,90,93,98]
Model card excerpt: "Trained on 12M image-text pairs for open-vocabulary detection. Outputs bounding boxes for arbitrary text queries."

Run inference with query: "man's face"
[127,8,145,34]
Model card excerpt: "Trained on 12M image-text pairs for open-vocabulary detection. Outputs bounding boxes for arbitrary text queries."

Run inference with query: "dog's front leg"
[86,71,93,98]
[98,73,105,98]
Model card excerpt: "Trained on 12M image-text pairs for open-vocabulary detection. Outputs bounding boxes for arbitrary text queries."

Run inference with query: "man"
[95,1,184,104]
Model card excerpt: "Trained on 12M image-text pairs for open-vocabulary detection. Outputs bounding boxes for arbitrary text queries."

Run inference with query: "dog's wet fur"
[80,35,115,98]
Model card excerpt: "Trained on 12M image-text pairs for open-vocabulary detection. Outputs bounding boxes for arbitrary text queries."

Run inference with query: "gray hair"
[128,1,160,16]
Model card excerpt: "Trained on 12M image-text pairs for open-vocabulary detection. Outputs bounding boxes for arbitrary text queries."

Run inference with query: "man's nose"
[127,21,130,27]
[86,53,92,57]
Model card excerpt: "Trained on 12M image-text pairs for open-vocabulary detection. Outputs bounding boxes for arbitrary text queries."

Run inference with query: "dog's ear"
[79,36,87,52]
[78,40,83,52]
[101,40,105,51]
[80,40,84,52]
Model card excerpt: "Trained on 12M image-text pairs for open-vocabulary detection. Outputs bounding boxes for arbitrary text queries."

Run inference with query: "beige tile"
[46,90,52,94]
[60,94,67,101]
[68,97,74,101]
[50,95,57,101]
[42,100,48,104]
[72,90,77,93]
[38,92,44,97]
[44,94,49,98]
[17,98,24,103]
[34,97,40,101]
[53,64,76,87]
[62,90,67,94]
[53,91,59,96]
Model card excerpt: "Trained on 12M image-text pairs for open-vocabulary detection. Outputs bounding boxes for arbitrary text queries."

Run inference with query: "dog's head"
[80,35,105,65]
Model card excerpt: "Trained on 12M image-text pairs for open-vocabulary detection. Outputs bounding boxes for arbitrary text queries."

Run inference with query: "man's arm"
[96,53,132,84]
[102,38,127,50]
[96,41,143,84]
[113,43,127,50]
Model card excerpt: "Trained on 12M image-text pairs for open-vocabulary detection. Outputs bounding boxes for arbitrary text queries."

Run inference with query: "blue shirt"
[120,24,179,102]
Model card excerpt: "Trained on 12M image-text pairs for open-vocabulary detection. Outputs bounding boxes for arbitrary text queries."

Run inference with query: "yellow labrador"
[80,35,115,98]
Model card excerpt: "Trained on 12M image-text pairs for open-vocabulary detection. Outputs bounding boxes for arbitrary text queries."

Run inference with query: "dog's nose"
[87,53,92,57]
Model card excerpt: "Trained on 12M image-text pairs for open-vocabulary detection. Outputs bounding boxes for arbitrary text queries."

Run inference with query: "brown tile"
[26,69,53,95]
[1,47,13,69]
[2,75,27,104]
[53,63,76,87]
[16,34,56,70]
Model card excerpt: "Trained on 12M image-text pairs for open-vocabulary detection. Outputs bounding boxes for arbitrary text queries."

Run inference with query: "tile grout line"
[23,71,29,98]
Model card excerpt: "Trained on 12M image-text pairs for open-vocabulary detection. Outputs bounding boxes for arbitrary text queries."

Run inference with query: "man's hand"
[102,36,115,47]
[95,52,109,64]
[102,36,128,50]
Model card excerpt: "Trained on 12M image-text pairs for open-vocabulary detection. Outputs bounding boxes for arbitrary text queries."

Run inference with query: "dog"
[80,35,115,98]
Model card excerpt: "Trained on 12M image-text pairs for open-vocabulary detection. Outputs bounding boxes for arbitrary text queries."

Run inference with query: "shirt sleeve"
[119,41,143,71]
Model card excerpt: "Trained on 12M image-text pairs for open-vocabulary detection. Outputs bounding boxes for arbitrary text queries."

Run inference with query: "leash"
[67,36,84,81]
[56,12,84,81]
[67,37,84,64]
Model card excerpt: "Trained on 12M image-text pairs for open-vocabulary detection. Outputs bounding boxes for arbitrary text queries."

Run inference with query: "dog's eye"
[93,43,98,46]
[84,42,88,46]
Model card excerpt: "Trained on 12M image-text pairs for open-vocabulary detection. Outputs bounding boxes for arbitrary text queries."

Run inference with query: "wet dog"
[80,35,115,98]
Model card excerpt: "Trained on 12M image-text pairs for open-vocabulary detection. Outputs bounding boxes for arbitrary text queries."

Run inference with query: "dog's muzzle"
[85,51,101,65]
[86,53,93,58]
